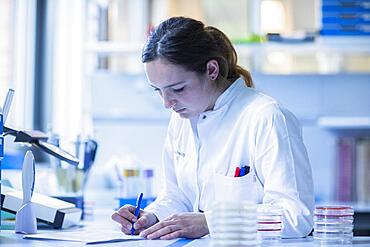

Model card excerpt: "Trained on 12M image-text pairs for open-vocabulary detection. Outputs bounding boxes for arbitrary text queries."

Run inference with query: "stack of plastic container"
[209,201,259,246]
[257,204,283,241]
[313,205,354,244]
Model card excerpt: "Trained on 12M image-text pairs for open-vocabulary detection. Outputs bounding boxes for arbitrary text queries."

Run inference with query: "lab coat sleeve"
[144,117,193,221]
[253,104,314,238]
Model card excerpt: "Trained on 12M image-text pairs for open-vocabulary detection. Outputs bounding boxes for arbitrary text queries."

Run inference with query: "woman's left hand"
[139,212,209,240]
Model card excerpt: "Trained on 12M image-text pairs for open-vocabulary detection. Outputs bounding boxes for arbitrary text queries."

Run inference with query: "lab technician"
[112,16,314,240]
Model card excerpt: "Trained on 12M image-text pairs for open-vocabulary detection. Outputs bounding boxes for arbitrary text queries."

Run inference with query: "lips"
[174,108,186,113]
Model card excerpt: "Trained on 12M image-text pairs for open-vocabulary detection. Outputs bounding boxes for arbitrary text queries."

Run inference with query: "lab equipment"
[15,151,37,234]
[1,89,14,231]
[0,89,82,229]
[122,169,140,198]
[208,201,259,246]
[131,192,143,235]
[142,169,154,198]
[2,88,79,166]
[257,204,282,241]
[116,167,155,209]
[51,136,98,219]
[3,126,79,166]
[313,205,354,244]
[2,89,14,123]
[1,185,82,229]
[0,107,3,231]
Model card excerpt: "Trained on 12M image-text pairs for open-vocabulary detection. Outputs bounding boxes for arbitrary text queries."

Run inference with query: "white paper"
[24,229,143,244]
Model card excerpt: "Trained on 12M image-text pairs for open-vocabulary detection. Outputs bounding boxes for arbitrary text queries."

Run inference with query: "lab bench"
[1,230,370,246]
[1,207,370,247]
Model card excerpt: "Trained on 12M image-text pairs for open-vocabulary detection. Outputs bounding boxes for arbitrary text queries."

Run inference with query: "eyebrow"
[150,81,186,90]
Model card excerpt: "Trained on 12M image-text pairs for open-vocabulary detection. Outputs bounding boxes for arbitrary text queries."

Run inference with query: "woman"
[112,16,314,240]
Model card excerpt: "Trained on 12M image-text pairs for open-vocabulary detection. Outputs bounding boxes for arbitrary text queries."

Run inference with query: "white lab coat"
[145,77,314,238]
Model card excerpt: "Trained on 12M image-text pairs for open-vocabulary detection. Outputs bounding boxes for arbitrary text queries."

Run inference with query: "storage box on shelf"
[321,0,370,36]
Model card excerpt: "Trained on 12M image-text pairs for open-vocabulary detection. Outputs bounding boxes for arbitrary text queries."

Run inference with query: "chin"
[178,112,191,119]
[177,111,195,119]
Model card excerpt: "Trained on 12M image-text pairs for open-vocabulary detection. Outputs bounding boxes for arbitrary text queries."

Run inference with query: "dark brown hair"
[142,16,254,88]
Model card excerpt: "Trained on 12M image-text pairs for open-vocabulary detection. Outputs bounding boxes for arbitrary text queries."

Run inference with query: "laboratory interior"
[1,0,370,246]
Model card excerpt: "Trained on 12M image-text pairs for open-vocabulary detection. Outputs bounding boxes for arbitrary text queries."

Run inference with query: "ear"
[206,59,219,81]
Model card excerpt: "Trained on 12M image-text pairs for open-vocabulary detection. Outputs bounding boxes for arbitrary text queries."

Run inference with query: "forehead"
[144,59,194,87]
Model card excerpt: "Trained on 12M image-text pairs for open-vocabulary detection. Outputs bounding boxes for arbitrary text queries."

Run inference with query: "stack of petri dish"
[313,205,354,244]
[257,204,283,241]
[209,201,259,246]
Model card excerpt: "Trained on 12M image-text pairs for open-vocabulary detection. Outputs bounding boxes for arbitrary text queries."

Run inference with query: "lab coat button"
[202,115,206,120]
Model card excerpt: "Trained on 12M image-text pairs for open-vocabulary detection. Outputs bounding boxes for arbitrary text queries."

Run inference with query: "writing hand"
[111,205,158,235]
[139,212,209,240]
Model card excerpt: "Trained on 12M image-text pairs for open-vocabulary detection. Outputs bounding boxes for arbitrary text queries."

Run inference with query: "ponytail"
[236,65,254,88]
[205,27,254,88]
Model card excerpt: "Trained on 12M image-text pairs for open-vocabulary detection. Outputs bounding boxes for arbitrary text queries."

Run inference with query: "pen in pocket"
[234,167,240,177]
[234,165,250,177]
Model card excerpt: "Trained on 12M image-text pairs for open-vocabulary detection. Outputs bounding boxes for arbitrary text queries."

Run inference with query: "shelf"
[235,36,370,55]
[317,117,370,130]
[86,37,370,55]
[85,37,370,74]
[85,41,143,55]
[92,114,169,125]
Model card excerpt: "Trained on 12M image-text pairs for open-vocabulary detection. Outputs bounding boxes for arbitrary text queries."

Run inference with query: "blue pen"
[131,193,143,235]
[239,166,246,177]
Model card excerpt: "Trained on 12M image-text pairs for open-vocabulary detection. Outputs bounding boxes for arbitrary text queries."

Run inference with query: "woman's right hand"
[111,205,158,235]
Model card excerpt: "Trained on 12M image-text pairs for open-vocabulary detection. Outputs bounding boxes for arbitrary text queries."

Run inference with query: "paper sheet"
[24,229,144,244]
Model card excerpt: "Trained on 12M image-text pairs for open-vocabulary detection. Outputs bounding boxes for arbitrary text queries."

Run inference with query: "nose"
[162,91,175,109]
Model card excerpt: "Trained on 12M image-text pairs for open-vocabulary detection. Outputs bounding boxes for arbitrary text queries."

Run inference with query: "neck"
[206,77,233,111]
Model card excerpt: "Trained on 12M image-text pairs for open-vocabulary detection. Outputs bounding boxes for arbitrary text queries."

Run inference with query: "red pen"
[234,167,240,177]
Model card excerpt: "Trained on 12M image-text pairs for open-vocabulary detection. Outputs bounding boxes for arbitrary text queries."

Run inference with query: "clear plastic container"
[257,204,283,241]
[211,238,260,247]
[313,205,354,245]
[142,169,154,197]
[122,169,140,198]
[313,231,354,245]
[209,201,259,247]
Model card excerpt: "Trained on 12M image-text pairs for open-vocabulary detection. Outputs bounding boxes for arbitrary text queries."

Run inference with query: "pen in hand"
[131,193,143,235]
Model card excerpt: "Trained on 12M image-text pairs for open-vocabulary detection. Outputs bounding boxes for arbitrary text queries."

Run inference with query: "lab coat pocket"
[213,172,258,203]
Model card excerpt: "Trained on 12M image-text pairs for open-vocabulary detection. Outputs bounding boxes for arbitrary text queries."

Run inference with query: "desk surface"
[1,208,370,247]
[2,231,370,247]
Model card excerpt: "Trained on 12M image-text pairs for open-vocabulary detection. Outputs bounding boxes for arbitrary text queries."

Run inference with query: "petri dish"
[313,205,354,244]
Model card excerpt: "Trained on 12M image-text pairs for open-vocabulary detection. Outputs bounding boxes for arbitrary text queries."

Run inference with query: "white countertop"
[1,208,370,246]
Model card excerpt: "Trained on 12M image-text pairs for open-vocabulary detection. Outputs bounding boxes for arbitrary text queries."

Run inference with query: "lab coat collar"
[212,77,245,111]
